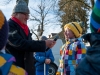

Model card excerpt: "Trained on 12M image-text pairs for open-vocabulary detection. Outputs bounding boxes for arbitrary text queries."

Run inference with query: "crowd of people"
[0,0,100,75]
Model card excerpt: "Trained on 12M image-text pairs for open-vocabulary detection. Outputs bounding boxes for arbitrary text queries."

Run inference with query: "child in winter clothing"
[0,10,27,75]
[76,0,100,75]
[56,22,86,75]
[34,36,55,75]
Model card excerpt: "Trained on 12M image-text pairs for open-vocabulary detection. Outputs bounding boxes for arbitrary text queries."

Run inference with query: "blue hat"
[0,10,8,50]
[39,36,48,41]
[90,0,100,33]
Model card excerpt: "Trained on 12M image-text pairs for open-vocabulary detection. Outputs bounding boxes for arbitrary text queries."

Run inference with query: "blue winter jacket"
[34,49,54,71]
[76,33,100,75]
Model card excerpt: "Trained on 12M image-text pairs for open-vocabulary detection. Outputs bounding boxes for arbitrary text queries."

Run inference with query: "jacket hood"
[82,33,100,74]
[82,33,100,47]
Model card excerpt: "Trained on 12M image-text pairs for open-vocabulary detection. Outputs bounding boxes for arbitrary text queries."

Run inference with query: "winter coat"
[57,38,86,75]
[76,33,100,75]
[6,19,46,75]
[34,49,54,71]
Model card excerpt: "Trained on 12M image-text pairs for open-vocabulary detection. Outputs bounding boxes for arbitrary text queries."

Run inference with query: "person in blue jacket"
[76,0,100,75]
[34,36,55,75]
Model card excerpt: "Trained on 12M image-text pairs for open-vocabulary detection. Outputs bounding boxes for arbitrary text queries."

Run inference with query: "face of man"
[14,12,29,24]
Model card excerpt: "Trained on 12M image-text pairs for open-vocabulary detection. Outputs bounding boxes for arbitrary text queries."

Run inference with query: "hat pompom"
[39,36,48,41]
[0,10,8,50]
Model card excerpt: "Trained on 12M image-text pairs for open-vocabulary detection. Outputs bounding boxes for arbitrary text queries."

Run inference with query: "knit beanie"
[64,22,83,38]
[39,36,48,41]
[90,0,100,33]
[0,10,8,50]
[12,0,30,14]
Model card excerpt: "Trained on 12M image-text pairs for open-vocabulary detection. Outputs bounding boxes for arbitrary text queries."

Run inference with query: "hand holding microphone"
[45,35,59,51]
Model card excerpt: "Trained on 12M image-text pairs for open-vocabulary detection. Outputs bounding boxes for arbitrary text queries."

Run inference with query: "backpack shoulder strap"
[0,53,15,75]
[8,65,28,75]
[0,53,27,75]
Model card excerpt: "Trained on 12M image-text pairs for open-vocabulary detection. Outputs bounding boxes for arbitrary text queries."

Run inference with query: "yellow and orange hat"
[64,22,83,38]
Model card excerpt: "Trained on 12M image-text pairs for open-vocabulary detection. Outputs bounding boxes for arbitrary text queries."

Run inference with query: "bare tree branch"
[31,29,39,40]
[30,0,59,36]
[0,0,12,5]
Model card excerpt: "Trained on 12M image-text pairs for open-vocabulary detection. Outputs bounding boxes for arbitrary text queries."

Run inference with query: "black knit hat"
[0,10,8,50]
[12,0,30,14]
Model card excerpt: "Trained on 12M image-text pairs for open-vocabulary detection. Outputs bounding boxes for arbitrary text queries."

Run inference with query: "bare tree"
[31,29,39,40]
[0,0,60,39]
[30,0,59,37]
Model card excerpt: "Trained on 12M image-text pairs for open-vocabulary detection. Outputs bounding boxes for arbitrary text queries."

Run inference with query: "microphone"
[45,35,59,51]
[53,35,59,41]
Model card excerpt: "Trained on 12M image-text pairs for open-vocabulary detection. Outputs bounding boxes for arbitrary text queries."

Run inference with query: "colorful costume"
[57,38,86,75]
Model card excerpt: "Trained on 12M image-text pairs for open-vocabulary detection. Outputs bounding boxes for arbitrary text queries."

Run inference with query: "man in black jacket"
[6,0,56,75]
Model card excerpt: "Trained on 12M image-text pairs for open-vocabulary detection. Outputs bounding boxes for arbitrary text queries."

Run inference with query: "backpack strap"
[0,53,27,75]
[8,65,28,75]
[0,53,15,75]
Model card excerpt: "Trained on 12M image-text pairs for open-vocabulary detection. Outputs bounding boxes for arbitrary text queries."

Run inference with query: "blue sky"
[0,0,62,39]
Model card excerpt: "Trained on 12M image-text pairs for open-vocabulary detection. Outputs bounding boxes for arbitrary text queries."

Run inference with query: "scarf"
[11,17,29,36]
